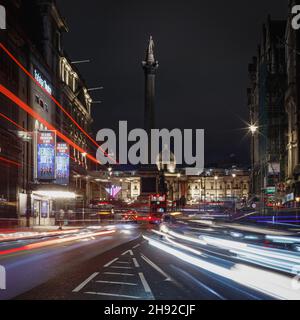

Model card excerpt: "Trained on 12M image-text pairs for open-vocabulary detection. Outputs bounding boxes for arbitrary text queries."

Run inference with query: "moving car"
[122,210,138,223]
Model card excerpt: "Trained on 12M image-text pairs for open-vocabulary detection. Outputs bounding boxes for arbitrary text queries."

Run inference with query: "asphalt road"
[1,220,300,300]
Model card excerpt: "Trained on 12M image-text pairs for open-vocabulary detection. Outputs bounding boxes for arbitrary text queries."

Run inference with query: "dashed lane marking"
[96,280,137,286]
[138,272,153,296]
[171,265,226,300]
[141,254,172,281]
[133,244,141,249]
[103,272,135,276]
[72,272,99,293]
[110,266,133,269]
[132,258,140,268]
[104,258,119,267]
[85,291,141,299]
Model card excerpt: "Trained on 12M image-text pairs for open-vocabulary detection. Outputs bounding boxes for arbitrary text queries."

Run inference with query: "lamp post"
[177,173,181,208]
[232,173,237,215]
[249,124,258,198]
[198,179,201,211]
[214,176,218,202]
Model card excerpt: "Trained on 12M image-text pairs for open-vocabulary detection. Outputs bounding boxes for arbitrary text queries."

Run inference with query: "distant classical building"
[104,167,250,204]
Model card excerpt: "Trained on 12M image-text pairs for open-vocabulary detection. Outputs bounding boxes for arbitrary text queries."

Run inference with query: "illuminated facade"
[105,168,250,203]
[0,0,98,226]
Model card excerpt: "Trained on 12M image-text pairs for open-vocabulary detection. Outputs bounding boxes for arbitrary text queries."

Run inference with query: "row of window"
[188,184,248,190]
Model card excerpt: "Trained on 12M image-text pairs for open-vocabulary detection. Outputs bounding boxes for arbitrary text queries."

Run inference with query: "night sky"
[57,0,287,166]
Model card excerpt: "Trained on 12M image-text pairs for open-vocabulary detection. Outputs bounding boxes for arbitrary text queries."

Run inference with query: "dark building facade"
[285,0,300,202]
[247,16,287,207]
[0,0,97,226]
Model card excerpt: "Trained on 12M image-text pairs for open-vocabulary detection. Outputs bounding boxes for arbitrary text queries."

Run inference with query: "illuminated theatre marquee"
[34,69,52,95]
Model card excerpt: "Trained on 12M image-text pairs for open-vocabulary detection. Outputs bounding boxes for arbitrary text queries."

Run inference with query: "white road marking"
[132,258,140,268]
[85,291,141,299]
[138,272,153,295]
[110,266,133,269]
[141,254,172,281]
[171,265,226,300]
[96,280,137,286]
[133,244,141,249]
[72,272,99,292]
[122,250,134,256]
[104,258,119,267]
[116,261,130,264]
[103,272,135,276]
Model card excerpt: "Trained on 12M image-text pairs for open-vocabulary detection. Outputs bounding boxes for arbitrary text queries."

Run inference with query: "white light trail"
[143,235,300,300]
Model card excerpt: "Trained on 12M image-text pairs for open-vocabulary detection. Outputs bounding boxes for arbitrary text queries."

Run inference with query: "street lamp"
[249,124,258,198]
[214,176,218,202]
[177,173,181,201]
[232,173,237,215]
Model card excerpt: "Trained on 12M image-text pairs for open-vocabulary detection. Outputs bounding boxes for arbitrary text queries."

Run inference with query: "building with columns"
[102,167,250,204]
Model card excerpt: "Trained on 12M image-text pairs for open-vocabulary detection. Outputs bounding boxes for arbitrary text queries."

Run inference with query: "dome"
[156,144,176,173]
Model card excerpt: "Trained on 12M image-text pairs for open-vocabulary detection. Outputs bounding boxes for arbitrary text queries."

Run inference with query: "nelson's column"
[142,36,159,134]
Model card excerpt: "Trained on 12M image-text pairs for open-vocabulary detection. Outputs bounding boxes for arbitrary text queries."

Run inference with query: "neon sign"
[105,185,122,198]
[34,69,52,95]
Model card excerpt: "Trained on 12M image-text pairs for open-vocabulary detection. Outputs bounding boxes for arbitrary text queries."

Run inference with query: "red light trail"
[0,229,115,255]
[0,111,28,132]
[0,84,100,165]
[0,42,118,164]
[0,156,21,167]
[0,111,84,166]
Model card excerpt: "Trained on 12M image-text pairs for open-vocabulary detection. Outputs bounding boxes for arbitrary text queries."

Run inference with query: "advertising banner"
[37,131,56,181]
[56,143,70,185]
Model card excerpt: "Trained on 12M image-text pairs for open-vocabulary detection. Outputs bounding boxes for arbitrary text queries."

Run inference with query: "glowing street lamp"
[249,124,258,196]
[249,124,258,135]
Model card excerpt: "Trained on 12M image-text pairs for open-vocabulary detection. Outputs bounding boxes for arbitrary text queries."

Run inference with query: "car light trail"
[0,110,78,165]
[159,228,300,275]
[0,42,118,164]
[0,156,21,167]
[0,230,115,255]
[0,111,28,132]
[143,235,300,300]
[0,85,100,164]
[0,229,80,242]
